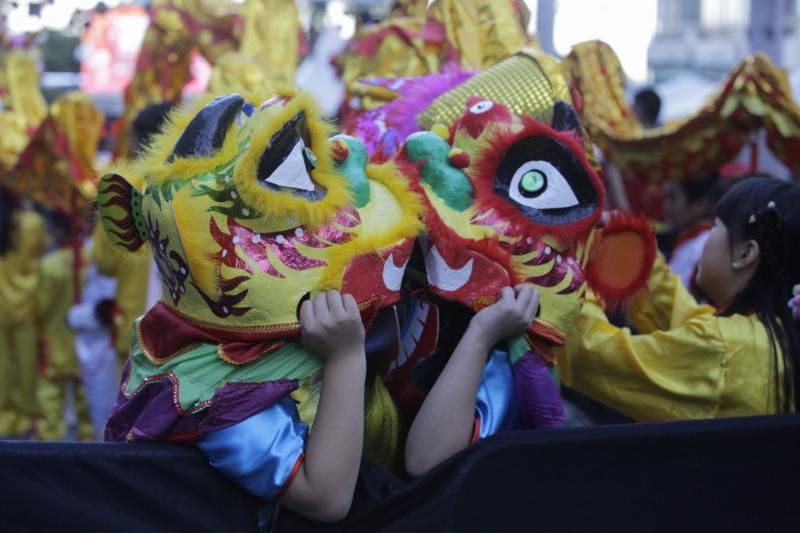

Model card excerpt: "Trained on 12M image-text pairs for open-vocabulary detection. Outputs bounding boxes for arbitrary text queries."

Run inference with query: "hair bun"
[752,202,784,238]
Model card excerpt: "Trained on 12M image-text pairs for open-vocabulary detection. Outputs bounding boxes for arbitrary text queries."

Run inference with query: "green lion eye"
[519,170,547,198]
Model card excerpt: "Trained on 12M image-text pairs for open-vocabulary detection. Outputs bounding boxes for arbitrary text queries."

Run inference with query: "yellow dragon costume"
[0,48,47,436]
[0,206,46,436]
[4,90,104,439]
[97,90,423,485]
[566,40,800,215]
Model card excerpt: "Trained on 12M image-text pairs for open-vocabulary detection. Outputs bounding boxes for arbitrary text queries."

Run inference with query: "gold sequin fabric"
[417,48,599,169]
[419,51,556,130]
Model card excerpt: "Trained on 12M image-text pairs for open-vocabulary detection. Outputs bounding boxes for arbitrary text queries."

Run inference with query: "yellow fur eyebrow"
[232,91,351,229]
[135,93,247,185]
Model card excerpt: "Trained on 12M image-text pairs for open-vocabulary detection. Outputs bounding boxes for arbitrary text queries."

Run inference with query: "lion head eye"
[256,111,325,201]
[508,162,579,210]
[494,136,599,226]
[469,100,494,114]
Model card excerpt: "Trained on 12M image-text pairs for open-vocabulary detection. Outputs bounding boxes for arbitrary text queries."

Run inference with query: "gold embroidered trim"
[135,320,202,366]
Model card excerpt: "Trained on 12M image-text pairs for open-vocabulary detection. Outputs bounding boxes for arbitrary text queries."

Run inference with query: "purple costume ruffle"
[104,360,298,443]
[514,350,565,429]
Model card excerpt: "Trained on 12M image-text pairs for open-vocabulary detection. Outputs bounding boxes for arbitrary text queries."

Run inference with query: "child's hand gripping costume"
[372,51,656,434]
[97,92,423,476]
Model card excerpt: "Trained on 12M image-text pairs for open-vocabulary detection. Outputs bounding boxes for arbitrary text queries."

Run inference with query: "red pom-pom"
[585,211,656,309]
[331,138,349,162]
[448,149,470,169]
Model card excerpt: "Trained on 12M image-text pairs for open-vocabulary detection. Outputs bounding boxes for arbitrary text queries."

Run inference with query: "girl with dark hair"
[559,177,800,420]
[0,186,47,435]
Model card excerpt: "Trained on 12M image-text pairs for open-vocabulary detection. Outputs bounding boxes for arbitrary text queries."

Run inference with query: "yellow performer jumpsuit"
[0,210,46,435]
[91,224,152,366]
[558,255,783,421]
[35,245,94,440]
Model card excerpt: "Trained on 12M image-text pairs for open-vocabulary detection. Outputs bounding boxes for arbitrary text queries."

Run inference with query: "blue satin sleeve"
[475,348,519,440]
[197,396,308,500]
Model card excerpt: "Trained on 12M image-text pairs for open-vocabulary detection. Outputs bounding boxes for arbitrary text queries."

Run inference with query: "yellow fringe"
[363,375,400,468]
[233,91,351,229]
[366,161,427,224]
[317,162,425,290]
[136,93,250,185]
[103,159,145,192]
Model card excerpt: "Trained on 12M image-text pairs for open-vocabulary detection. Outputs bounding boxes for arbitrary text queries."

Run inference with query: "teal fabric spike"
[405,131,473,212]
[330,134,371,208]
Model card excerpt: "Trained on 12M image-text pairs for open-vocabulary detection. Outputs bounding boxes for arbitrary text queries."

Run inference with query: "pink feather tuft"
[383,67,475,140]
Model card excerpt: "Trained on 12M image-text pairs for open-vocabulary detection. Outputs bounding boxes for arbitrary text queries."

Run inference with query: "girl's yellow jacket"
[558,255,783,420]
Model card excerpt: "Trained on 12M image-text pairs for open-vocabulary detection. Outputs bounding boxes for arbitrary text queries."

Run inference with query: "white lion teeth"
[390,301,431,371]
[382,253,409,292]
[424,244,473,292]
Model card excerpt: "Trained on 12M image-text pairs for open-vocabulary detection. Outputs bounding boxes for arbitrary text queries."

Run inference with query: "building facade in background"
[649,0,800,82]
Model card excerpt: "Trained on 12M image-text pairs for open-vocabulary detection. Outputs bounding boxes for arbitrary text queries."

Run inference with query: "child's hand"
[300,290,366,361]
[469,285,540,347]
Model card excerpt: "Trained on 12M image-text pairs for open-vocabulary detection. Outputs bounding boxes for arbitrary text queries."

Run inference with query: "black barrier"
[0,440,261,533]
[3,414,800,532]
